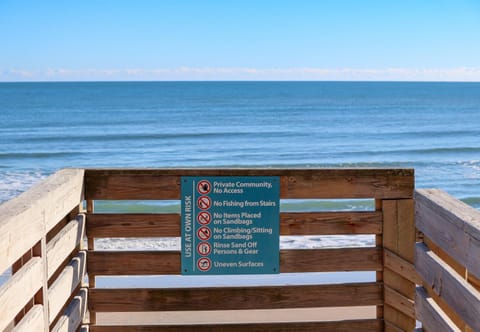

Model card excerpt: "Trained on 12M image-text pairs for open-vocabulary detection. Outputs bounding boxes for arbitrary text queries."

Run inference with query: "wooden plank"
[87,248,382,276]
[0,257,43,331]
[424,249,475,332]
[280,211,382,235]
[48,251,87,324]
[87,213,181,237]
[384,321,404,332]
[415,242,480,330]
[415,287,461,332]
[84,168,414,200]
[36,236,49,332]
[89,319,383,332]
[47,214,85,279]
[0,168,84,274]
[422,282,467,331]
[87,211,382,238]
[51,288,88,332]
[422,237,471,329]
[86,200,96,325]
[382,198,415,331]
[12,305,45,332]
[424,236,466,278]
[88,251,180,275]
[383,199,415,262]
[374,199,383,320]
[384,286,415,319]
[89,282,382,312]
[468,272,480,291]
[384,248,422,284]
[280,247,382,272]
[415,189,480,279]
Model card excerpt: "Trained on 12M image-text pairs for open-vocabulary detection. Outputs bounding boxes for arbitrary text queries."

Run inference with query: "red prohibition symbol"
[197,257,211,272]
[197,196,211,210]
[197,242,212,256]
[197,180,211,195]
[197,226,212,241]
[197,211,211,225]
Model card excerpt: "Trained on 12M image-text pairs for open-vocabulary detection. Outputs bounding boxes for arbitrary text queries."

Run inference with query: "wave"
[93,199,374,214]
[0,170,47,203]
[0,151,78,160]
[10,130,295,144]
[461,197,480,209]
[343,147,480,156]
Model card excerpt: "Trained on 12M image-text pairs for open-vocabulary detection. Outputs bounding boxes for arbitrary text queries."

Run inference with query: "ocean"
[1,81,479,286]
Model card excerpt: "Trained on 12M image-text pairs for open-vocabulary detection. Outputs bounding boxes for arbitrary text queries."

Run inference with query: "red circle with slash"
[197,196,211,210]
[197,180,211,195]
[197,257,211,271]
[197,211,211,225]
[197,226,212,241]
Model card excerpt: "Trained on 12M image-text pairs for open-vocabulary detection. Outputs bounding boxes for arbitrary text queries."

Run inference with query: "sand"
[97,306,376,325]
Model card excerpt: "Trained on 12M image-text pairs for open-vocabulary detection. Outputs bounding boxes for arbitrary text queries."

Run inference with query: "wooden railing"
[83,168,415,331]
[415,189,480,332]
[0,168,424,331]
[0,169,85,332]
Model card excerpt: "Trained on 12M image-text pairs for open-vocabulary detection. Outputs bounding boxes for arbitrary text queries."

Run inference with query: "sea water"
[1,81,479,286]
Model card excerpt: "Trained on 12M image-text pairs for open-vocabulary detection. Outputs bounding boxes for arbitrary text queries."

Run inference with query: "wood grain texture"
[0,257,43,331]
[415,189,480,279]
[88,251,180,275]
[384,286,415,319]
[0,168,84,273]
[37,236,49,332]
[280,247,382,272]
[89,319,382,332]
[89,283,382,312]
[86,213,180,237]
[384,248,421,285]
[415,287,461,332]
[87,211,382,238]
[51,288,88,332]
[84,168,414,200]
[423,234,471,329]
[422,282,467,331]
[48,251,87,324]
[280,211,382,235]
[415,242,480,330]
[382,198,415,331]
[87,248,382,276]
[47,215,85,279]
[12,305,45,332]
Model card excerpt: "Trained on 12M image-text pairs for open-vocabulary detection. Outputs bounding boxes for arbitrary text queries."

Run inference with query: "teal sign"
[181,176,280,275]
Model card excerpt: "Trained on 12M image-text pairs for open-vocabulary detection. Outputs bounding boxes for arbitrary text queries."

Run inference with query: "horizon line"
[1,79,480,83]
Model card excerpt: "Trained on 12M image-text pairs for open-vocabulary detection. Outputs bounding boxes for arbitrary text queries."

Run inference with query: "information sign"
[181,176,280,275]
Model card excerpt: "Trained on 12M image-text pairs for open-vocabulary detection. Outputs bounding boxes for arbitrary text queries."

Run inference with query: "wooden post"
[375,199,384,321]
[86,200,96,325]
[33,235,49,332]
[382,199,416,331]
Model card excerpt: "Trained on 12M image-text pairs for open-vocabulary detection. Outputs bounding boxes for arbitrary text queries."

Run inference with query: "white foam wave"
[0,170,47,204]
[94,235,374,251]
[459,160,480,179]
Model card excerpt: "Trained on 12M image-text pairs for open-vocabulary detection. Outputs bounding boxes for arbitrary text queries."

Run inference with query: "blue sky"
[1,0,480,81]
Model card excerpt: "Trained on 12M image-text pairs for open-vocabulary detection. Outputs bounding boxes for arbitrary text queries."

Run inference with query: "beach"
[96,307,376,325]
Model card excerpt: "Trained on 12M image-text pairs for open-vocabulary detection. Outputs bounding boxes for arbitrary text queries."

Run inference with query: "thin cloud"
[1,67,480,81]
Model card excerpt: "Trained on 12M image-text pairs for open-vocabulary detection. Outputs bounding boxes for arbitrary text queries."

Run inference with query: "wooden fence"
[415,189,480,332]
[83,168,415,331]
[0,168,422,331]
[0,169,85,332]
